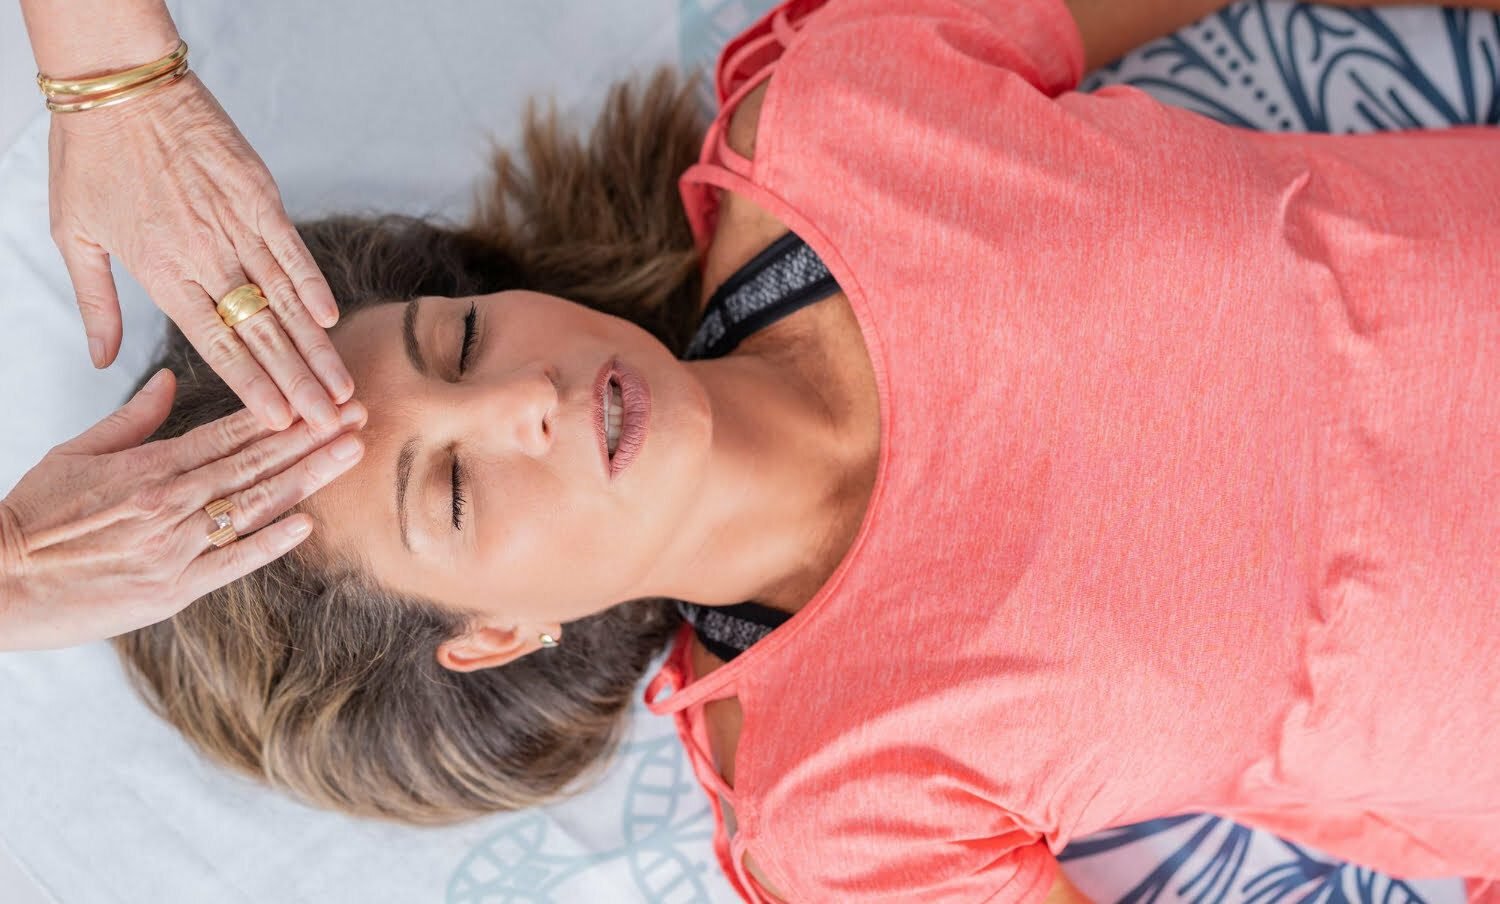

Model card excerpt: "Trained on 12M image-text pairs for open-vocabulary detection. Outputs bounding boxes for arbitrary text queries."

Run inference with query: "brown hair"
[113,70,705,825]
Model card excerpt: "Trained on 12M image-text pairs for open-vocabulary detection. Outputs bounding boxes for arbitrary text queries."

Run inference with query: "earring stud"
[538,633,559,648]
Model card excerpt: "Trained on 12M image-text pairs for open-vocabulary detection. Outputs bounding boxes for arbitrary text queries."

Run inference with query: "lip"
[592,358,652,481]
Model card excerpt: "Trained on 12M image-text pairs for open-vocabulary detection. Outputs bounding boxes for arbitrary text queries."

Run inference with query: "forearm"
[20,0,179,78]
[1065,0,1226,72]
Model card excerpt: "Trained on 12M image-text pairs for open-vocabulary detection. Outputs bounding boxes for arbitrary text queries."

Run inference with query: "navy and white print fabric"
[1079,3,1499,131]
[441,3,1495,901]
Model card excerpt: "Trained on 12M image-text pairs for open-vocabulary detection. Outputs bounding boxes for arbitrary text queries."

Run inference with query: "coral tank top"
[644,1,1500,901]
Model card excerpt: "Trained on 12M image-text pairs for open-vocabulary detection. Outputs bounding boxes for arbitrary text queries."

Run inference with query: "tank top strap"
[646,623,739,714]
[712,0,821,101]
[707,63,776,180]
[642,629,738,804]
[680,2,829,252]
[697,1,822,186]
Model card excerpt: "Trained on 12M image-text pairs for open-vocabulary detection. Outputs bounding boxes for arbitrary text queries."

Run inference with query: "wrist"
[32,30,181,86]
[0,500,27,626]
[24,1,180,82]
[51,69,204,136]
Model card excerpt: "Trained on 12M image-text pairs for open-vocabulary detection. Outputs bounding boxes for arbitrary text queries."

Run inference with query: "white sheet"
[0,0,1487,901]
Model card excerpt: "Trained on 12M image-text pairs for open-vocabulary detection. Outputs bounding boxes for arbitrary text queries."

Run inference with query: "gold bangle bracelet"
[45,59,190,114]
[37,40,188,99]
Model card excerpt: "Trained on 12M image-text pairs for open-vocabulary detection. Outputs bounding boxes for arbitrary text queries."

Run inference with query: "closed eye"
[458,302,479,374]
[451,456,467,530]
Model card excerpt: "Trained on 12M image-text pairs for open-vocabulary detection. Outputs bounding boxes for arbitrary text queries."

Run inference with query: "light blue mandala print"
[442,3,1488,901]
[446,720,732,903]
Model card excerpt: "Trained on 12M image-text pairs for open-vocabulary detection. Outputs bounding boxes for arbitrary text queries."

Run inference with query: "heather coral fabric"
[642,1,1500,900]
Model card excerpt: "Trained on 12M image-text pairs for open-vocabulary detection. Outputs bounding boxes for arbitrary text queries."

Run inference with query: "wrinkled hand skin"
[0,372,365,652]
[0,430,209,650]
[47,73,351,430]
[49,73,291,333]
[2,438,175,638]
[55,75,256,242]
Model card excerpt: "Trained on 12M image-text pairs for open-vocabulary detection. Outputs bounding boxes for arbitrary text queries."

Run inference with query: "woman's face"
[310,291,712,652]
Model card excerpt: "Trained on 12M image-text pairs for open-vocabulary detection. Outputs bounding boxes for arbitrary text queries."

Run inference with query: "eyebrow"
[395,437,419,553]
[396,300,431,553]
[402,297,429,377]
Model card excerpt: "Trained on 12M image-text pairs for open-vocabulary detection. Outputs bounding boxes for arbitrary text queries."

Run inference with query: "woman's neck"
[641,345,865,614]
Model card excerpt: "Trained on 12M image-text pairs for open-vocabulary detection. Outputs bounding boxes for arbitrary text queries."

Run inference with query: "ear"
[436,624,561,673]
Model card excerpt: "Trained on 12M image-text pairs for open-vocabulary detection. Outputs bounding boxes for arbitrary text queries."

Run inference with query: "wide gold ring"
[216,284,271,329]
[205,498,238,549]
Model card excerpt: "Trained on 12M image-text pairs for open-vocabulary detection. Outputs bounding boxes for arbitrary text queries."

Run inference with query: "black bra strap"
[675,599,794,663]
[685,231,840,360]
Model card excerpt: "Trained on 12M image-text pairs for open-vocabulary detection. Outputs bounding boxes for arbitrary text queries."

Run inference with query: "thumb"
[58,237,124,369]
[65,369,177,456]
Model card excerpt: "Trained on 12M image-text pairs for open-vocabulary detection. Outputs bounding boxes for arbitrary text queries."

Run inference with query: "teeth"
[606,381,623,455]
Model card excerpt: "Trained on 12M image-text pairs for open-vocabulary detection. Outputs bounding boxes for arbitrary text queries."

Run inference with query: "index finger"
[182,400,366,498]
[157,397,360,474]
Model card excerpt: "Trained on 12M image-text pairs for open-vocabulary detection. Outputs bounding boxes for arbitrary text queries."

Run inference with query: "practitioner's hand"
[0,370,366,652]
[47,72,353,431]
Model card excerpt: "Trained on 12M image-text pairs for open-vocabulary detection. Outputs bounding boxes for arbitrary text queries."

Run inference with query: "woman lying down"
[116,0,1500,901]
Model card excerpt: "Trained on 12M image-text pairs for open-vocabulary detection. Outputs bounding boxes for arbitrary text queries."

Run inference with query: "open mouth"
[594,358,651,481]
[604,378,623,457]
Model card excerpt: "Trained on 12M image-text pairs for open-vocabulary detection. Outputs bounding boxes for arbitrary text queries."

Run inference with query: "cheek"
[501,298,600,348]
[472,477,625,605]
[477,467,593,558]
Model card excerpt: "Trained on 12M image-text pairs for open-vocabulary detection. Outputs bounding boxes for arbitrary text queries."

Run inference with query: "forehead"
[331,300,407,367]
[307,300,436,584]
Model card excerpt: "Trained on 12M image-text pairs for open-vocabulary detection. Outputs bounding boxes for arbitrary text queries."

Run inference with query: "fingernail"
[88,337,105,368]
[330,434,362,461]
[284,517,312,541]
[339,401,367,427]
[143,369,169,393]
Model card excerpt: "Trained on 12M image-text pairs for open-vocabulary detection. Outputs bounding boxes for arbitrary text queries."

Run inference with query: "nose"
[475,365,557,457]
